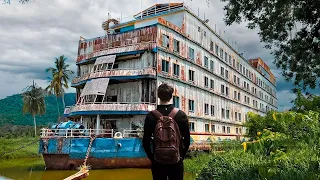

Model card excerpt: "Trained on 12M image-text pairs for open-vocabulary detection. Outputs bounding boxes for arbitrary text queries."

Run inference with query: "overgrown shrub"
[196,110,320,180]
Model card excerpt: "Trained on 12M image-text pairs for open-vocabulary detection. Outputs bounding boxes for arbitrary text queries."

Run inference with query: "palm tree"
[46,55,74,109]
[22,81,46,137]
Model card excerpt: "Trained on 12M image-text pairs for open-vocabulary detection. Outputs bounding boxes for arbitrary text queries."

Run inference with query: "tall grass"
[0,137,41,160]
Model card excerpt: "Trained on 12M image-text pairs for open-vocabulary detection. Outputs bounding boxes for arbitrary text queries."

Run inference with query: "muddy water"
[0,162,195,180]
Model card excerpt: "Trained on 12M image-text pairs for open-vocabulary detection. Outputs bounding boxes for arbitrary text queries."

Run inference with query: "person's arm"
[179,112,190,159]
[142,113,154,162]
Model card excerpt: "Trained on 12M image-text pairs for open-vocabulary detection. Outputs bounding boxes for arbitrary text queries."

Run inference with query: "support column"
[96,114,101,135]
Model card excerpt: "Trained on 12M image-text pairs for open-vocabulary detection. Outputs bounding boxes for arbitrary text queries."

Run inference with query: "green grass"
[0,137,42,160]
[0,137,44,169]
[184,152,213,176]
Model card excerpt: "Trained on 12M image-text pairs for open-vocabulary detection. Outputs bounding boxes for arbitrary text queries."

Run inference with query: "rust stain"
[181,95,186,113]
[43,154,151,170]
[196,51,201,65]
[181,65,186,81]
[173,87,178,96]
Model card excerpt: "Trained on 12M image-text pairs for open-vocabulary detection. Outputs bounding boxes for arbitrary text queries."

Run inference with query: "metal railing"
[69,102,156,113]
[72,67,156,85]
[40,128,144,139]
[77,41,156,62]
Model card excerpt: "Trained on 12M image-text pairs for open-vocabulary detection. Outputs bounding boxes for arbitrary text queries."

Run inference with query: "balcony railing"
[72,67,156,85]
[77,41,157,63]
[69,102,156,113]
[40,128,143,139]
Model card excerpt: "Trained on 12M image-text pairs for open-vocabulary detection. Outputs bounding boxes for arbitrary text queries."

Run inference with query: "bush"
[196,110,320,180]
[196,149,320,180]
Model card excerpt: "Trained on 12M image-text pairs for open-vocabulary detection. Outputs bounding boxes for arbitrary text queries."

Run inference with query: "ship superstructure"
[39,3,277,170]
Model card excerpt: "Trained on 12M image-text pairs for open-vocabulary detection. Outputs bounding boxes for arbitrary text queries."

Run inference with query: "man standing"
[143,83,190,180]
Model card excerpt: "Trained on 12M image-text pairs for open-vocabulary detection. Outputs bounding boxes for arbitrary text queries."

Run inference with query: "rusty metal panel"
[77,26,158,62]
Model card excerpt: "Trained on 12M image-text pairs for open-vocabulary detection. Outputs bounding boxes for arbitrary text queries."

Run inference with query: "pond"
[0,159,195,180]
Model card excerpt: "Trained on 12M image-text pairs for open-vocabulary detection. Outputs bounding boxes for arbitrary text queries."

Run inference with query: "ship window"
[221,108,225,118]
[188,70,195,82]
[189,122,195,132]
[188,47,195,60]
[222,126,226,133]
[215,44,219,56]
[211,105,215,116]
[204,56,208,68]
[106,95,117,102]
[204,76,208,88]
[227,127,231,134]
[173,63,180,76]
[173,96,180,108]
[221,67,224,76]
[188,99,194,112]
[221,85,225,94]
[226,109,230,119]
[162,34,169,48]
[205,123,209,132]
[210,60,214,71]
[210,79,214,89]
[204,103,209,114]
[225,52,228,62]
[211,124,215,132]
[161,60,169,73]
[226,87,229,96]
[173,39,180,53]
[96,95,104,103]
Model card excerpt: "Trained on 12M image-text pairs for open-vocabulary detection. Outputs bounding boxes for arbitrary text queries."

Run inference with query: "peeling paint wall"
[77,26,157,62]
[156,23,277,111]
[183,12,276,100]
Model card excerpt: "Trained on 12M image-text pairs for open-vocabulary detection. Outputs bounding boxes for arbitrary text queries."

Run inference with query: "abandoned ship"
[38,2,277,170]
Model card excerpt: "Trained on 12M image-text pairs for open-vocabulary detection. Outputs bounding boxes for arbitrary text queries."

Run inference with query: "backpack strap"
[151,110,163,119]
[168,108,179,119]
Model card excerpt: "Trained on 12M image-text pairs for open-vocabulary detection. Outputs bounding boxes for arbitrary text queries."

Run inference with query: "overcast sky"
[0,0,316,110]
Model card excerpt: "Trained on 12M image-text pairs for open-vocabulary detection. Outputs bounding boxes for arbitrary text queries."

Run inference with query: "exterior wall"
[156,24,277,113]
[183,11,277,109]
[106,82,142,103]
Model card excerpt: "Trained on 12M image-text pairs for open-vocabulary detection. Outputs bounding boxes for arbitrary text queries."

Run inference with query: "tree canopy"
[221,0,320,90]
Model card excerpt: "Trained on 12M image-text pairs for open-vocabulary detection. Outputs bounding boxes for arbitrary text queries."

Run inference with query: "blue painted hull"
[39,137,151,170]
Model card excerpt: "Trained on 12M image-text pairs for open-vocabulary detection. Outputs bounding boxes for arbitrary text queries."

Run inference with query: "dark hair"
[158,83,174,102]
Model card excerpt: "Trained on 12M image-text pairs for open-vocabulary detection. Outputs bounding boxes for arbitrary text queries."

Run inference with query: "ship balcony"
[71,67,156,87]
[66,102,156,116]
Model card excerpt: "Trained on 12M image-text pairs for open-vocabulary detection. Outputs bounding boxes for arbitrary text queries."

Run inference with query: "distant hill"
[0,93,76,126]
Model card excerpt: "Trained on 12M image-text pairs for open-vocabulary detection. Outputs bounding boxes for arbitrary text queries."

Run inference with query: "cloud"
[0,0,303,111]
